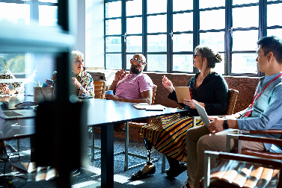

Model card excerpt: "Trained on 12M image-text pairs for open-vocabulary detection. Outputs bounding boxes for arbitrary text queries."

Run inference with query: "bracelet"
[223,119,229,130]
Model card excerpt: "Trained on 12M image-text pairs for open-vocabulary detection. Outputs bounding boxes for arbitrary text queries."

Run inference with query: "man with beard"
[105,54,155,132]
[105,54,154,104]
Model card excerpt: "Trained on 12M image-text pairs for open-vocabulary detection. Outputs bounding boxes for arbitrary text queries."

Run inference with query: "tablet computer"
[193,100,210,128]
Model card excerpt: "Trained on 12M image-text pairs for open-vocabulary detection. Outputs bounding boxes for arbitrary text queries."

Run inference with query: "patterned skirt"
[140,114,203,162]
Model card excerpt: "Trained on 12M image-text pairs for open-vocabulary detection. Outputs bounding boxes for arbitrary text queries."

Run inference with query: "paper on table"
[175,86,192,103]
[133,103,166,111]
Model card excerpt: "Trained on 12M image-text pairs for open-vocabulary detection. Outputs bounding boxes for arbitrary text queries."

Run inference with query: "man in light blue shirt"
[184,36,282,188]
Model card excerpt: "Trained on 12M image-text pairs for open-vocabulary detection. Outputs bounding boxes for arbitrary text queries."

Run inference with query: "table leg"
[101,123,114,188]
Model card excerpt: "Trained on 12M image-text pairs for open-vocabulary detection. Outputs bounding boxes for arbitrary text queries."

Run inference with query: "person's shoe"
[0,147,8,161]
[166,163,187,178]
[131,164,155,180]
[71,168,80,176]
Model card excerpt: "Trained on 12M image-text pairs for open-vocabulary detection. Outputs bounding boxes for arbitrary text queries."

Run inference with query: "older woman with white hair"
[52,50,94,98]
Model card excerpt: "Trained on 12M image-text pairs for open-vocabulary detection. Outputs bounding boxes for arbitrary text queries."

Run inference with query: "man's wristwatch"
[223,119,229,130]
[79,86,83,90]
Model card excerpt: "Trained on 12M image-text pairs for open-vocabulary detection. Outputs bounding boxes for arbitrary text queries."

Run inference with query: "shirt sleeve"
[79,72,94,97]
[139,74,154,93]
[238,83,282,131]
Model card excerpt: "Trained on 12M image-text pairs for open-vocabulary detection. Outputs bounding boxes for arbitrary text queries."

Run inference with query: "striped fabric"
[140,114,203,162]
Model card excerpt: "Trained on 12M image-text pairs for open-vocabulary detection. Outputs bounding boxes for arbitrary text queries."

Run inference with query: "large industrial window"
[104,0,282,76]
[0,0,57,93]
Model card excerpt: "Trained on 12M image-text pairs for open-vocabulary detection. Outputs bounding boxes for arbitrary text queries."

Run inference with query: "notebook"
[193,100,210,128]
[0,108,36,120]
[175,86,192,103]
[133,103,166,111]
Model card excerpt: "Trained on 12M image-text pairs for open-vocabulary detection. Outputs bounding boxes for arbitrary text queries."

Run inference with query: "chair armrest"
[203,150,282,188]
[242,129,282,134]
[226,134,282,153]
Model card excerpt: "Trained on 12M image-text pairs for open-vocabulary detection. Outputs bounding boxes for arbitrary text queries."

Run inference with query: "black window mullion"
[259,0,267,38]
[142,0,147,71]
[167,0,173,73]
[104,1,106,69]
[258,0,267,77]
[225,0,232,75]
[193,0,199,73]
[122,0,126,69]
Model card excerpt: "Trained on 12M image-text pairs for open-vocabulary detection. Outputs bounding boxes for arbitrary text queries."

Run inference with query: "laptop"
[0,108,36,120]
[193,100,210,128]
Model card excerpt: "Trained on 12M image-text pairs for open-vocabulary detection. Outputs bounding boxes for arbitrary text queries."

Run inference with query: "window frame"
[104,0,282,77]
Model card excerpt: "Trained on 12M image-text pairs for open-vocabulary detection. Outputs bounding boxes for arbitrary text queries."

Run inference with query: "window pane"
[267,4,282,27]
[173,34,193,52]
[39,5,57,26]
[106,54,122,69]
[127,17,142,34]
[0,53,56,96]
[147,55,167,71]
[126,0,142,16]
[0,53,26,75]
[173,13,193,32]
[200,0,225,8]
[233,6,258,28]
[232,30,258,51]
[200,9,225,30]
[173,0,193,11]
[0,3,30,25]
[106,37,121,52]
[106,19,121,35]
[267,29,282,39]
[105,1,121,18]
[147,0,166,14]
[173,55,193,72]
[147,35,167,52]
[126,36,142,52]
[147,15,167,33]
[200,32,225,52]
[232,53,257,74]
[213,53,225,75]
[233,0,258,5]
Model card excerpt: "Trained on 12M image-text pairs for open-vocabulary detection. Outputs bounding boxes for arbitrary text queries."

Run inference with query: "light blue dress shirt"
[237,72,282,151]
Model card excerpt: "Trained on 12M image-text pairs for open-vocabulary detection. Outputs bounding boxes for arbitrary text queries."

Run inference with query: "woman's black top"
[168,72,228,116]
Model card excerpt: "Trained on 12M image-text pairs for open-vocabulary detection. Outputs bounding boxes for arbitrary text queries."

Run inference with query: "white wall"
[85,0,104,68]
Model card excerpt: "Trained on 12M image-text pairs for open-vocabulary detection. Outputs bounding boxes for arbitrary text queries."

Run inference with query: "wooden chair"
[162,88,239,172]
[94,80,106,99]
[90,85,158,171]
[123,85,158,170]
[193,88,239,127]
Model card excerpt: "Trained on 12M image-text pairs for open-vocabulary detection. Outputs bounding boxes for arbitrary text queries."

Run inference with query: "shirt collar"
[260,71,282,86]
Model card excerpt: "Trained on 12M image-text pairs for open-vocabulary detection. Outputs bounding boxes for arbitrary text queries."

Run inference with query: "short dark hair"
[257,36,282,64]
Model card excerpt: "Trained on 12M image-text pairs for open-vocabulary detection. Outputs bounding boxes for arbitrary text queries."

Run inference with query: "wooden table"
[86,99,187,188]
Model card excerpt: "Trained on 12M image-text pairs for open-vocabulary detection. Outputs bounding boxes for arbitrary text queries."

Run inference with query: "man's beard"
[130,64,142,74]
